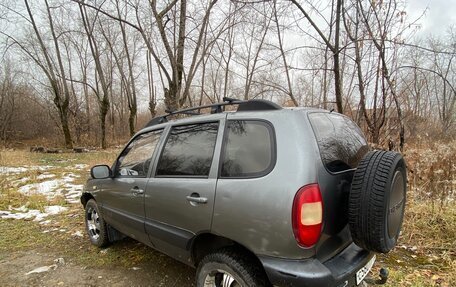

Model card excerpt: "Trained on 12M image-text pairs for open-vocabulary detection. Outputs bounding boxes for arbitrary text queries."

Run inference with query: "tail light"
[292,184,323,247]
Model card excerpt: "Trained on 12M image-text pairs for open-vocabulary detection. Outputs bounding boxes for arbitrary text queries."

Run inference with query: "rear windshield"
[308,112,368,173]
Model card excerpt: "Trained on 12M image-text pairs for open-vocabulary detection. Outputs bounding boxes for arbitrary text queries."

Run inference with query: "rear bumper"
[259,243,374,287]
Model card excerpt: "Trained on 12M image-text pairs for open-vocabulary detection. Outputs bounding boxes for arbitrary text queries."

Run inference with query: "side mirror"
[91,165,112,179]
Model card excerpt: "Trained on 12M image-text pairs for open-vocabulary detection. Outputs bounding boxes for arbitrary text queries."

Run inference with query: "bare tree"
[1,0,74,148]
[343,0,387,144]
[357,0,406,149]
[74,0,221,111]
[289,0,344,113]
[0,61,17,143]
[272,1,297,106]
[79,2,110,148]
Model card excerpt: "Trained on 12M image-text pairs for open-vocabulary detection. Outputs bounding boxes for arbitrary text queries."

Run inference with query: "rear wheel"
[196,249,270,287]
[349,150,407,253]
[85,199,109,247]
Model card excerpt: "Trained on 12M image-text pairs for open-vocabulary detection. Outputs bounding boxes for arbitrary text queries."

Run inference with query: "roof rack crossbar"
[165,109,201,116]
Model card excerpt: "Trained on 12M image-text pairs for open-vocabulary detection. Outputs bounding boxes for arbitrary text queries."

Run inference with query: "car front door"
[144,117,225,262]
[100,129,163,244]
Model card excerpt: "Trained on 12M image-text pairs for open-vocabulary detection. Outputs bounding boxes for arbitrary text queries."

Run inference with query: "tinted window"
[309,113,368,172]
[116,130,163,177]
[156,122,219,177]
[221,120,275,178]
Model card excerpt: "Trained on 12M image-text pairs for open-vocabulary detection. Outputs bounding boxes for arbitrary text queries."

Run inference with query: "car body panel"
[143,114,226,263]
[100,177,150,244]
[211,110,322,259]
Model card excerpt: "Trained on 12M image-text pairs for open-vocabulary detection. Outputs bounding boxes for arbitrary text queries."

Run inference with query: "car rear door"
[308,112,369,261]
[100,129,163,244]
[144,116,225,262]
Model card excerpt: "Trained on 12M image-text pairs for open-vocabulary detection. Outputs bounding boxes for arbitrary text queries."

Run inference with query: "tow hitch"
[365,268,389,285]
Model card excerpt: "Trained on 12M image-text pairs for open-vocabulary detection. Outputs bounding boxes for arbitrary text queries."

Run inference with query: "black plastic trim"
[237,99,282,111]
[259,243,374,287]
[145,219,195,250]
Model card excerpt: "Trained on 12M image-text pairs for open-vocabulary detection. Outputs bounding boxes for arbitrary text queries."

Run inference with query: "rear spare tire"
[349,150,407,253]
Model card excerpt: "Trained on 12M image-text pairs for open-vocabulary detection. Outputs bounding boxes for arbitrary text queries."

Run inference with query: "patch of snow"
[0,209,42,220]
[26,264,57,275]
[13,205,28,212]
[16,172,84,204]
[131,267,141,271]
[0,205,68,221]
[0,167,28,174]
[72,230,83,237]
[0,165,54,175]
[62,184,84,204]
[45,206,68,215]
[37,173,56,180]
[54,258,65,265]
[74,164,88,170]
[11,177,31,187]
[62,173,80,181]
[56,174,84,204]
[18,179,64,197]
[35,165,54,171]
[42,228,59,233]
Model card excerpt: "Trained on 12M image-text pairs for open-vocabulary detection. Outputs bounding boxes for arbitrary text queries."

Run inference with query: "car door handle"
[131,187,144,196]
[186,195,208,204]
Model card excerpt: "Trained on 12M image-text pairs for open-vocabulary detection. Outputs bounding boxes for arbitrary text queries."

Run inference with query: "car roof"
[137,105,331,135]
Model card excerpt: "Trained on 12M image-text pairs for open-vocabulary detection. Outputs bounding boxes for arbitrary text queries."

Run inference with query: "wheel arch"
[80,192,95,207]
[190,233,265,269]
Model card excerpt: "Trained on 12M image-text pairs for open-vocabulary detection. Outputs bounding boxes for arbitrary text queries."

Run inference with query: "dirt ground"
[0,237,195,287]
[0,150,195,287]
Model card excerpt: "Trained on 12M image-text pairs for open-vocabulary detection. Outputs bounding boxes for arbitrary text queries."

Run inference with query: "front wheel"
[85,199,109,247]
[196,249,270,287]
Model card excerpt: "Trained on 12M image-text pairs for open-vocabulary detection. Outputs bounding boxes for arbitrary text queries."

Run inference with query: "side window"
[156,122,219,177]
[308,113,369,173]
[221,120,275,178]
[116,130,163,177]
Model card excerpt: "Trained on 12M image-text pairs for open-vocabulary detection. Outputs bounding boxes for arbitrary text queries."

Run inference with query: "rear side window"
[309,113,368,173]
[156,122,219,177]
[221,120,275,178]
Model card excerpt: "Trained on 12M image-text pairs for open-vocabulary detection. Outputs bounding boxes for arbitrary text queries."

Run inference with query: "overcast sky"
[406,0,456,36]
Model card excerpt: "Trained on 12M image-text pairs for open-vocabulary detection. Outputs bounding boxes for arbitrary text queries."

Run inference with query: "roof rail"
[145,97,281,128]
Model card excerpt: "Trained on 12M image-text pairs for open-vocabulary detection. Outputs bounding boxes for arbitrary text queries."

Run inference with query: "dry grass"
[376,199,456,286]
[371,140,456,286]
[0,149,39,166]
[405,140,456,205]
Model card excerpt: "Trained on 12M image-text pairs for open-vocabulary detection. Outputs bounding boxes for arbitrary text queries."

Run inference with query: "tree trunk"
[100,98,109,149]
[333,0,343,113]
[60,110,72,149]
[128,106,136,137]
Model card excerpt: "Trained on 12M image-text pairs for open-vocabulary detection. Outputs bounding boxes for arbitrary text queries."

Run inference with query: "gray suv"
[82,98,407,287]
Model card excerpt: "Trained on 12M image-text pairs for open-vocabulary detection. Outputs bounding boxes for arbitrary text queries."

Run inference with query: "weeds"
[406,141,455,207]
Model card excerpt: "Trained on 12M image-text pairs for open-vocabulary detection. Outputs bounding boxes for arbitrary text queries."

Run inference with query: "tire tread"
[348,150,407,253]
